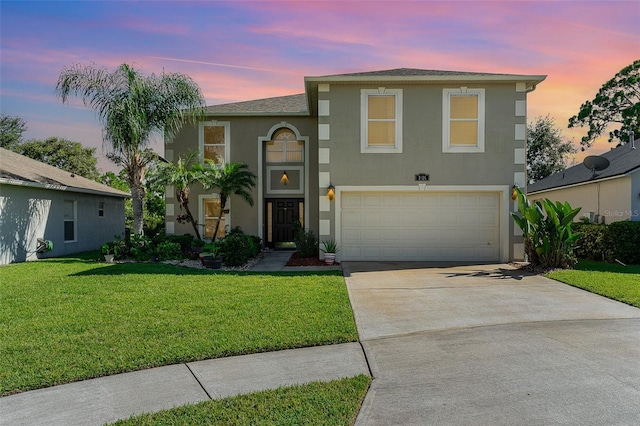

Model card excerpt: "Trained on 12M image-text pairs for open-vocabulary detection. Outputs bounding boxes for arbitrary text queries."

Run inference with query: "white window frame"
[361,88,403,154]
[266,130,304,163]
[198,121,230,165]
[442,88,485,153]
[64,200,77,243]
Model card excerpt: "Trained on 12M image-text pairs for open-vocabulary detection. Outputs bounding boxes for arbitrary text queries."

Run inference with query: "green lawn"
[0,256,358,396]
[111,375,371,426]
[547,259,640,308]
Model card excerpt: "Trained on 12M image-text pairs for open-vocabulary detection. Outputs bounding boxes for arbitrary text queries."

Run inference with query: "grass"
[547,259,640,308]
[0,255,358,396]
[110,375,371,426]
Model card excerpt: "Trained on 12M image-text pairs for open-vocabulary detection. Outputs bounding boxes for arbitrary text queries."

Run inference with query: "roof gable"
[0,147,130,198]
[528,140,640,194]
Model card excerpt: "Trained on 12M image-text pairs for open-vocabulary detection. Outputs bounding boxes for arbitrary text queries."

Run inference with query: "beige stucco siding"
[323,83,518,186]
[529,177,632,224]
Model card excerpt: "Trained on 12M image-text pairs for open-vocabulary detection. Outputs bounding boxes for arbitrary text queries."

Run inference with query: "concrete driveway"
[344,262,640,426]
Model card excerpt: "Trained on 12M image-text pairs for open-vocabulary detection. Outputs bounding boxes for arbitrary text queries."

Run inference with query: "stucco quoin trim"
[333,185,511,263]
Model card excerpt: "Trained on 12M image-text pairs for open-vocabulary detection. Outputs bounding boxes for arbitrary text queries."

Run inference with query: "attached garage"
[339,191,503,262]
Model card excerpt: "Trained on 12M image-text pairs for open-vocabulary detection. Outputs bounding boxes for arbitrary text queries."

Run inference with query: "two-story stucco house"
[165,68,546,262]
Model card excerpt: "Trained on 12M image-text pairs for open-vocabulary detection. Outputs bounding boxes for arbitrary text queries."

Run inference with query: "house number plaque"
[415,173,429,182]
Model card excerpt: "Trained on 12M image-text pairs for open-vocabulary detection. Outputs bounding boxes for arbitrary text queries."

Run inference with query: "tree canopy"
[0,115,27,150]
[20,137,101,180]
[569,59,640,149]
[527,115,576,183]
[56,63,205,234]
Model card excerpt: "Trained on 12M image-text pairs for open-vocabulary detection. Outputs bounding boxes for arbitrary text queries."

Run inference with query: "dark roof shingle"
[527,140,640,193]
[205,93,308,115]
[0,147,130,198]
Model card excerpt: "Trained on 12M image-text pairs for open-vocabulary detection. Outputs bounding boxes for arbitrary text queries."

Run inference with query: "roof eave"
[304,74,547,84]
[205,111,310,117]
[0,178,131,198]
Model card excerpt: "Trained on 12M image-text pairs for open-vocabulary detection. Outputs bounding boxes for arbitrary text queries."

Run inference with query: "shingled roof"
[315,68,522,78]
[205,93,308,116]
[0,147,130,198]
[527,140,640,194]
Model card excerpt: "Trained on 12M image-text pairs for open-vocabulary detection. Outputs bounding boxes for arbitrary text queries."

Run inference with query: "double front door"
[266,198,303,249]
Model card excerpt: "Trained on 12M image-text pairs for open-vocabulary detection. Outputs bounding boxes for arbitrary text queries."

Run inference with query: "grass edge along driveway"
[0,256,358,396]
[547,259,640,308]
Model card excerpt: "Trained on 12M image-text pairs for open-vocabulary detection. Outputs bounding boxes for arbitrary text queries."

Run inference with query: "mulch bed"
[285,252,338,267]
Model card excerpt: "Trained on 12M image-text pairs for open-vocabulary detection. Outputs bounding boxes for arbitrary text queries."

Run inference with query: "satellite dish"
[583,155,610,179]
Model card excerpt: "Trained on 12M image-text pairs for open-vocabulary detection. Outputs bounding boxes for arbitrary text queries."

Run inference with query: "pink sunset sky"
[1,1,638,172]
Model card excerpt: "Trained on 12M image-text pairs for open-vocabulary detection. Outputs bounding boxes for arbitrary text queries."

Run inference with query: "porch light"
[327,184,335,201]
[280,171,289,186]
[511,185,518,201]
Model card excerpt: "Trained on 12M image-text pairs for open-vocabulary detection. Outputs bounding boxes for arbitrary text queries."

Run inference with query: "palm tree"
[156,152,205,239]
[55,63,205,235]
[202,162,257,240]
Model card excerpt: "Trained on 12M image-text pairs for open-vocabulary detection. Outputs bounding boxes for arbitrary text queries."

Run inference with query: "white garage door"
[340,192,501,262]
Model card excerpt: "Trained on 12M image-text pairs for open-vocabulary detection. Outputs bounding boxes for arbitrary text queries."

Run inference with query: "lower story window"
[204,198,226,239]
[64,200,76,242]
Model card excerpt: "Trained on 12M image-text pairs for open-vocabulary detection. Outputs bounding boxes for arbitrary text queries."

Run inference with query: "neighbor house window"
[64,200,77,242]
[361,88,403,153]
[203,198,226,239]
[266,129,304,162]
[199,121,230,165]
[98,201,104,217]
[442,88,485,153]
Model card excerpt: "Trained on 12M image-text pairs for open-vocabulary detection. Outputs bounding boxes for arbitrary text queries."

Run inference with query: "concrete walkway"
[344,262,640,425]
[0,343,369,426]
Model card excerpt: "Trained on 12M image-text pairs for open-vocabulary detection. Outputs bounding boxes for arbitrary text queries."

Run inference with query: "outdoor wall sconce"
[280,170,289,186]
[327,184,335,201]
[511,185,518,201]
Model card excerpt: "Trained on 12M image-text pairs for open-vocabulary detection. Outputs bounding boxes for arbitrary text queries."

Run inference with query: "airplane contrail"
[149,56,298,74]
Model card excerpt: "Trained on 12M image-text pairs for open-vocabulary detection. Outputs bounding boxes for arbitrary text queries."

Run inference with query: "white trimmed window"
[64,200,77,242]
[199,121,230,165]
[266,128,303,162]
[442,88,485,153]
[203,197,226,239]
[361,88,403,153]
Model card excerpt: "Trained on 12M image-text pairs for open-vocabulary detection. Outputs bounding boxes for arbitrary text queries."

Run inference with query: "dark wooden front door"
[267,199,302,248]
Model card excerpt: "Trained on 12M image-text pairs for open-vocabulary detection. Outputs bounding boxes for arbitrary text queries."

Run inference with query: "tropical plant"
[156,151,205,239]
[55,63,205,235]
[511,187,582,269]
[321,239,340,254]
[201,162,257,240]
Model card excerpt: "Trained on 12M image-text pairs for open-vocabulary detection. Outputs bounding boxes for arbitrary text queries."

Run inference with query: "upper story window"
[98,201,104,217]
[266,129,303,162]
[361,88,403,153]
[199,121,230,165]
[442,88,485,153]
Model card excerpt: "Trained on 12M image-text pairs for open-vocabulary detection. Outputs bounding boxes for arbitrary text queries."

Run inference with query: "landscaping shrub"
[161,234,204,259]
[129,234,154,261]
[573,222,612,261]
[294,223,318,258]
[608,221,640,264]
[218,228,261,266]
[156,241,182,261]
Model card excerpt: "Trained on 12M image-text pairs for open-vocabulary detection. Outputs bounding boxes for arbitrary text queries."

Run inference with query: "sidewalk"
[0,343,369,426]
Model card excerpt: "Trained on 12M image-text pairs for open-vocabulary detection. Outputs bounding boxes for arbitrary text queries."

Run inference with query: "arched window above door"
[266,128,304,163]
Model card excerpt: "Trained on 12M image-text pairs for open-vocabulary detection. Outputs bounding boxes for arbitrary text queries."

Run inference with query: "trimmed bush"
[608,221,640,264]
[573,223,612,261]
[294,224,318,258]
[218,228,262,267]
[156,241,182,261]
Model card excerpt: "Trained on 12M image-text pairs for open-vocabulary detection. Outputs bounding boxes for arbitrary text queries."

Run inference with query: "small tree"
[156,152,205,239]
[569,59,640,149]
[511,187,582,269]
[19,137,101,180]
[202,162,257,240]
[527,115,576,183]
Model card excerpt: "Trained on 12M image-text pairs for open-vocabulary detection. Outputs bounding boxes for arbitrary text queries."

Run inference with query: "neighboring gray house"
[528,139,640,224]
[166,68,546,262]
[0,147,130,264]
